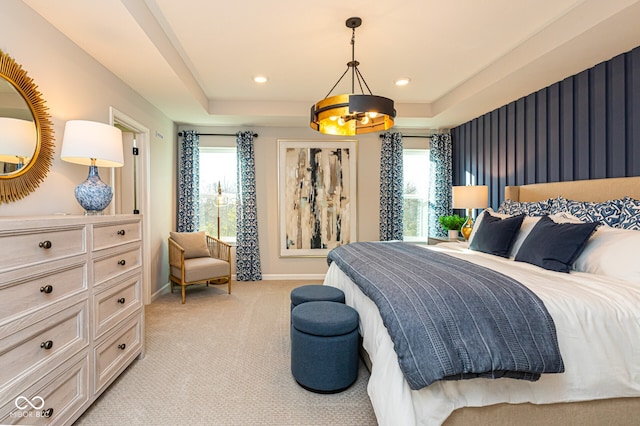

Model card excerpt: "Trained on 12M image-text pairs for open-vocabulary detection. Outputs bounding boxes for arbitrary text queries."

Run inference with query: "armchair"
[168,231,232,304]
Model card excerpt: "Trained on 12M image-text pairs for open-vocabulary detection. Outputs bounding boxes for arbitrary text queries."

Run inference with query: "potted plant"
[438,214,467,240]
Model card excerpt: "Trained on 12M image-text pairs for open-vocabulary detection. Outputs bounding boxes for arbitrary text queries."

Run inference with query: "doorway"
[109,107,152,305]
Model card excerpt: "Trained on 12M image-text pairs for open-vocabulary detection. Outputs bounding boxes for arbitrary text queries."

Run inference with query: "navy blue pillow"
[469,212,525,257]
[514,216,599,273]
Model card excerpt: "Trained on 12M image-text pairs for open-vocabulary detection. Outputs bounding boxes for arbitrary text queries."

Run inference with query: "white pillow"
[508,216,540,258]
[573,226,640,282]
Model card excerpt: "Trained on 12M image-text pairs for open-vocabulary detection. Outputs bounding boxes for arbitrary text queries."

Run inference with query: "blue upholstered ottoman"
[290,301,359,393]
[290,284,345,311]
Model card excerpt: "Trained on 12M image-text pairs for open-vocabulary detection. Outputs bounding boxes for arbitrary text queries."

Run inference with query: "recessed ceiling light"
[395,78,411,86]
[253,75,268,84]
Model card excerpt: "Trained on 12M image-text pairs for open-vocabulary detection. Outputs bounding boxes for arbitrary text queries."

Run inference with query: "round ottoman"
[290,284,345,311]
[291,301,359,393]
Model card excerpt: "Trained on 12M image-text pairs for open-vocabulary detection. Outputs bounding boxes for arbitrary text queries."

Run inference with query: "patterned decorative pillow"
[617,196,640,230]
[497,198,552,216]
[551,197,623,227]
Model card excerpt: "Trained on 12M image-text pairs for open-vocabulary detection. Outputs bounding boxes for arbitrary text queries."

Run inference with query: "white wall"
[184,125,430,278]
[0,1,176,298]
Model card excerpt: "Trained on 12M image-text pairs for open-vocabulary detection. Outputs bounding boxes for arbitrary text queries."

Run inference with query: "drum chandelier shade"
[310,17,396,136]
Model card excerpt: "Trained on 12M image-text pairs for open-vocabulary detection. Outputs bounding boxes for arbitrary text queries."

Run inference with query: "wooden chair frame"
[168,234,232,303]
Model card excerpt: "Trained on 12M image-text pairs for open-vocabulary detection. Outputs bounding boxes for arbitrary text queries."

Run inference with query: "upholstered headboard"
[504,176,640,202]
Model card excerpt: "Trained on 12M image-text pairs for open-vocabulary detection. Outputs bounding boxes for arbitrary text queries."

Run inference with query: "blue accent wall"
[451,45,640,209]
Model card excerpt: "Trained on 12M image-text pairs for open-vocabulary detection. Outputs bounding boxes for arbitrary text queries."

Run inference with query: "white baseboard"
[150,275,324,303]
[151,282,172,302]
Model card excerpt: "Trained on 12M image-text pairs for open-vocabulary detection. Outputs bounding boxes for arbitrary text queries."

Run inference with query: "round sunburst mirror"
[0,49,54,203]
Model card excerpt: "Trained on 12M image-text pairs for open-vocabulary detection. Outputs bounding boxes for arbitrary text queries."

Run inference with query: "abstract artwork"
[278,140,357,257]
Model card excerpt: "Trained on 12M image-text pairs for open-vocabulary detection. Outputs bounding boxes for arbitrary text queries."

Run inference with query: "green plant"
[438,214,467,231]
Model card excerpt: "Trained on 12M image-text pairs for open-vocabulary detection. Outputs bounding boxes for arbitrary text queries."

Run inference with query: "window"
[199,147,237,243]
[403,149,430,242]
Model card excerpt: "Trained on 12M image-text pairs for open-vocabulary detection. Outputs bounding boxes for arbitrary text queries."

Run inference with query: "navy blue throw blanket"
[327,242,564,390]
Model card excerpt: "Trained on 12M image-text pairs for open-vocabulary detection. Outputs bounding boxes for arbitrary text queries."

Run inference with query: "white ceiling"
[21,0,640,131]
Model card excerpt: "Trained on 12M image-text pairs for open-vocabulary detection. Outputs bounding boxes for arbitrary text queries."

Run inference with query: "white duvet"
[324,242,640,426]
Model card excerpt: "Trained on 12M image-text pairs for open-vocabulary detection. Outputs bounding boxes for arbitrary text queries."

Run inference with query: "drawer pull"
[117,229,126,236]
[117,297,126,304]
[39,240,52,249]
[40,285,53,294]
[40,340,53,350]
[118,343,126,350]
[118,259,126,266]
[42,408,53,418]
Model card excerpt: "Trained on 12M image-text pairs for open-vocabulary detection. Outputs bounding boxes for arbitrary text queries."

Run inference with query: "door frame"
[109,107,152,305]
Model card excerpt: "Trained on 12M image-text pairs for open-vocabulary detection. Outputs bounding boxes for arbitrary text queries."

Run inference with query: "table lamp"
[452,185,489,240]
[0,117,37,169]
[60,120,124,215]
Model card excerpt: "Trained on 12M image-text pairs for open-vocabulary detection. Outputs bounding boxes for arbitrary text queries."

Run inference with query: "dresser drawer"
[94,274,143,339]
[0,262,87,326]
[93,220,141,251]
[0,300,89,393]
[0,351,89,426]
[93,245,141,286]
[0,227,85,271]
[94,313,143,394]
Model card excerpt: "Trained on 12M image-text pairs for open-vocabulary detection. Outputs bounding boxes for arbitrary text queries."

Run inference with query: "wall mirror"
[0,49,54,203]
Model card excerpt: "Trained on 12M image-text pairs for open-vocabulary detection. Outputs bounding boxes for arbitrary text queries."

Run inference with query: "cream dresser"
[0,215,144,425]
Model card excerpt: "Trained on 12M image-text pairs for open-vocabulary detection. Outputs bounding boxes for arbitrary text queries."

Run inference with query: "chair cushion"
[172,257,229,283]
[170,231,210,259]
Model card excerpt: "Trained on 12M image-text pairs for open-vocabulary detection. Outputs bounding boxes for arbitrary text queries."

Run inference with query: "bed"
[323,176,640,426]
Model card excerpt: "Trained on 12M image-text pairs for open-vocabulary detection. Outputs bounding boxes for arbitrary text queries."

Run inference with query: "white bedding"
[324,242,640,426]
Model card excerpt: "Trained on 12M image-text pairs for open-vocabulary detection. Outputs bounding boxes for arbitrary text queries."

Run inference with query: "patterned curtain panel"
[379,132,404,241]
[177,130,200,232]
[428,133,453,238]
[236,131,262,281]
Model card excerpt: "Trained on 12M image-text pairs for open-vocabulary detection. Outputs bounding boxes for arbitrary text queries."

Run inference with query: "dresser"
[0,215,144,425]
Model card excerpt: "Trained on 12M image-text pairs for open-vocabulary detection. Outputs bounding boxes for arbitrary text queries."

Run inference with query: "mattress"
[324,242,640,426]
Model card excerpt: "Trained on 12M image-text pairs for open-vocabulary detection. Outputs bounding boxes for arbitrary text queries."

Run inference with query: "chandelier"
[310,17,396,136]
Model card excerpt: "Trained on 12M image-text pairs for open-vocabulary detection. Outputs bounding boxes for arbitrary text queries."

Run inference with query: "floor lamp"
[215,181,227,240]
[452,185,489,240]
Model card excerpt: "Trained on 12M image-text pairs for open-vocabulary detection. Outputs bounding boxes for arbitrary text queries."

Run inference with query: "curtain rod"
[177,132,259,138]
[379,134,432,139]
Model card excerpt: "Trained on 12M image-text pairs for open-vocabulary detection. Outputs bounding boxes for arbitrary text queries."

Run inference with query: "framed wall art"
[278,139,357,257]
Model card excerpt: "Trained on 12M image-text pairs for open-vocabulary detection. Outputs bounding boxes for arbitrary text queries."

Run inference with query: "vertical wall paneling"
[484,114,491,190]
[452,45,640,209]
[575,70,590,180]
[560,78,575,181]
[498,106,507,202]
[536,88,548,183]
[525,94,537,184]
[506,103,516,187]
[631,48,640,175]
[515,98,526,184]
[477,118,485,185]
[547,83,560,183]
[591,63,607,179]
[490,111,500,206]
[608,55,626,176]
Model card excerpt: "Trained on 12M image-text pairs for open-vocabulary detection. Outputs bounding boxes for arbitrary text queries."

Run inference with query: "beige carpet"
[75,280,378,425]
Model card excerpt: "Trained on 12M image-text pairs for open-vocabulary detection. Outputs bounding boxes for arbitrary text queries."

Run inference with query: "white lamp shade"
[61,120,124,167]
[452,185,489,209]
[0,117,37,163]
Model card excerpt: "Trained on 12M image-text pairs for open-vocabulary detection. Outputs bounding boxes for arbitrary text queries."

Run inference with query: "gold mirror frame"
[0,49,54,204]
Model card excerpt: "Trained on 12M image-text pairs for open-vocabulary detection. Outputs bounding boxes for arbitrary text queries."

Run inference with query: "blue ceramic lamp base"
[75,165,113,215]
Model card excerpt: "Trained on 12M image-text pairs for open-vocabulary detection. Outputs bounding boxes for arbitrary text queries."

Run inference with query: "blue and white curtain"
[428,134,453,238]
[379,132,404,241]
[177,130,199,232]
[236,131,262,281]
